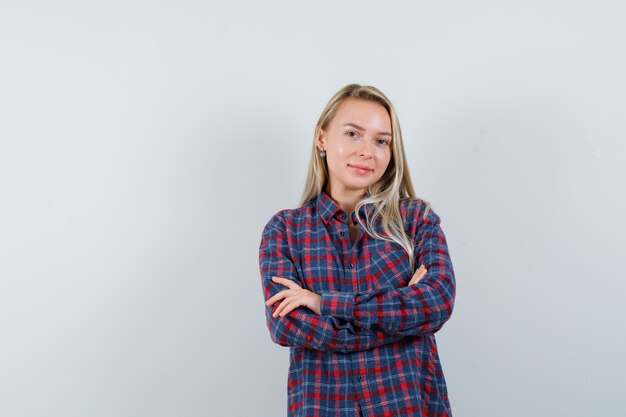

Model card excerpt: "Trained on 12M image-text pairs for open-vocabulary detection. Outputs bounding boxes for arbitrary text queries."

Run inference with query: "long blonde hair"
[299,83,431,272]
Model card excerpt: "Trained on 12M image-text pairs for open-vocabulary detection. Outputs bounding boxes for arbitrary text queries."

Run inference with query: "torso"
[259,192,455,416]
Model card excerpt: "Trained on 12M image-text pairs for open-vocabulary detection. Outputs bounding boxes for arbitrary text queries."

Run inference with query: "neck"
[324,183,366,215]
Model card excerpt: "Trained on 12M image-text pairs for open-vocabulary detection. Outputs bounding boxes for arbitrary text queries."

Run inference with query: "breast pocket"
[369,248,413,290]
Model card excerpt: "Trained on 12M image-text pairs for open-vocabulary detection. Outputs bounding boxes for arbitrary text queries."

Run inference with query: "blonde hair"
[299,83,431,272]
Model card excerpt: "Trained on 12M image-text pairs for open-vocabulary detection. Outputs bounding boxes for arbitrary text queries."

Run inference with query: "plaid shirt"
[259,191,456,417]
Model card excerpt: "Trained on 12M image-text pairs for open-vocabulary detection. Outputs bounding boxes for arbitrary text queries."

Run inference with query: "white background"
[1,1,625,416]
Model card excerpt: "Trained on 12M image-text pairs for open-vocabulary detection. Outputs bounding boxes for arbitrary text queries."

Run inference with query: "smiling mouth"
[348,164,373,174]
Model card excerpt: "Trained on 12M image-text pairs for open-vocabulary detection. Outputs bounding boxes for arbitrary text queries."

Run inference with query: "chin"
[344,180,375,191]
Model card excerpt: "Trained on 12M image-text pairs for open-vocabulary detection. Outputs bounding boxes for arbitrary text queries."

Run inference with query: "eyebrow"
[343,123,392,137]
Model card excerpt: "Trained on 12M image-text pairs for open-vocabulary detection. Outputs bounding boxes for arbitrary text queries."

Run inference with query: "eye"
[346,130,358,138]
[377,139,390,145]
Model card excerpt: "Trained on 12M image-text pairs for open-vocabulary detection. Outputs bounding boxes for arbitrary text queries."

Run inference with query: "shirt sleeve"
[318,206,456,337]
[259,213,407,353]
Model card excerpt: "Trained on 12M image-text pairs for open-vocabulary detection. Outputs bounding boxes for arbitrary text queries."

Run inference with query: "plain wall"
[1,1,625,416]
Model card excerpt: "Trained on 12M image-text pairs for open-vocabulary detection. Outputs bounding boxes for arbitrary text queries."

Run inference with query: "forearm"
[260,218,406,352]
[319,212,456,337]
[265,298,406,352]
[319,261,455,336]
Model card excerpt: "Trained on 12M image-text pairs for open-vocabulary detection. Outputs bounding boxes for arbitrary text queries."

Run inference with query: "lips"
[348,164,373,175]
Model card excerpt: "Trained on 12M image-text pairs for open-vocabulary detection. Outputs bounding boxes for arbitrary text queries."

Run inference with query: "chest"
[288,220,414,293]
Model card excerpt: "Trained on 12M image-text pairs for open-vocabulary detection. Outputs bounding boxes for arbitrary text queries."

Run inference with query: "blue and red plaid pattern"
[259,191,456,417]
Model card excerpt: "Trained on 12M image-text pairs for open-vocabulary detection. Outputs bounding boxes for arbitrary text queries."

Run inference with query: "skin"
[266,98,427,318]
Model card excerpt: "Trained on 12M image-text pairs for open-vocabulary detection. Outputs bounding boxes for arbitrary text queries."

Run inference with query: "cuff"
[319,291,355,321]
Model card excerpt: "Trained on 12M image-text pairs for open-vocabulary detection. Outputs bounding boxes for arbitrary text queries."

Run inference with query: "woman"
[259,84,456,417]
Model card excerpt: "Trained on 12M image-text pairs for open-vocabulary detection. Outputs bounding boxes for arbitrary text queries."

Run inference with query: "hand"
[408,264,428,286]
[265,276,322,317]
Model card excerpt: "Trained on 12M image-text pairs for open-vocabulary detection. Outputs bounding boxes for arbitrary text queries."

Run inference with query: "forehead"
[331,98,391,130]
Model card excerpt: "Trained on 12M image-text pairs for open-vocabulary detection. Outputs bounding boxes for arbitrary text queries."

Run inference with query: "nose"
[358,137,374,158]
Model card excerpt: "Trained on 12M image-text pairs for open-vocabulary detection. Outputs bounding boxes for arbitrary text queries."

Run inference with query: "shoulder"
[261,201,316,236]
[399,197,442,230]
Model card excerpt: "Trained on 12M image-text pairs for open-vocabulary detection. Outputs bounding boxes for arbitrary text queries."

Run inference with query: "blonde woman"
[259,83,456,417]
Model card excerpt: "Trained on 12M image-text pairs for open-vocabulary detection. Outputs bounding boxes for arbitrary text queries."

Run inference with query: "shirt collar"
[316,190,370,225]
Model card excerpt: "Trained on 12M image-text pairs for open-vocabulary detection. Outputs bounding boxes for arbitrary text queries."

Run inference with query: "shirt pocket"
[369,248,413,291]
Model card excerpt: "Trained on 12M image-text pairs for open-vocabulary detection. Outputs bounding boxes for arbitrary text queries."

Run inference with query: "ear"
[316,128,326,151]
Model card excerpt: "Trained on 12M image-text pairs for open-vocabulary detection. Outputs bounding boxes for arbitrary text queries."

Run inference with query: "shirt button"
[357,376,364,382]
[341,213,347,220]
[348,263,354,269]
[340,231,345,236]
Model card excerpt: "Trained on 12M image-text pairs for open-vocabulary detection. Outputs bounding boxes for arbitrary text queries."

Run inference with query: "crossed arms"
[258,207,456,353]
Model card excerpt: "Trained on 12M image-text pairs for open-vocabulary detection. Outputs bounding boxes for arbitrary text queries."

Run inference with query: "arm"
[259,214,407,353]
[319,207,456,337]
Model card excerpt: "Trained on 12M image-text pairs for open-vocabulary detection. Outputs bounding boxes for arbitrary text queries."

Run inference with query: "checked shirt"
[259,190,456,417]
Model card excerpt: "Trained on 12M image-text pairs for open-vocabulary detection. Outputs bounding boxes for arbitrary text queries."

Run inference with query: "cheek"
[333,141,350,157]
[328,143,350,165]
[375,148,392,167]
[325,152,343,174]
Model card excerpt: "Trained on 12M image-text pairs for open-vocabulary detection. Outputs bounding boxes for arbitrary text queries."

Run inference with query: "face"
[317,98,392,196]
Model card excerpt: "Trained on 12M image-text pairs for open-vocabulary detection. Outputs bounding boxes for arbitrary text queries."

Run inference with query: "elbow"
[435,304,454,332]
[267,324,290,347]
[437,265,456,319]
[422,276,455,334]
[265,309,289,347]
[433,283,456,332]
[269,331,289,347]
[420,307,453,334]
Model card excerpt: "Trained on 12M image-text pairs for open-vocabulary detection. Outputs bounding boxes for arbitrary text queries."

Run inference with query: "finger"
[273,298,292,317]
[409,268,428,286]
[276,300,293,317]
[272,301,283,317]
[265,290,287,306]
[266,291,284,306]
[274,292,307,317]
[409,267,426,283]
[413,265,426,275]
[415,268,427,280]
[272,276,301,289]
[277,299,301,317]
[273,276,295,285]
